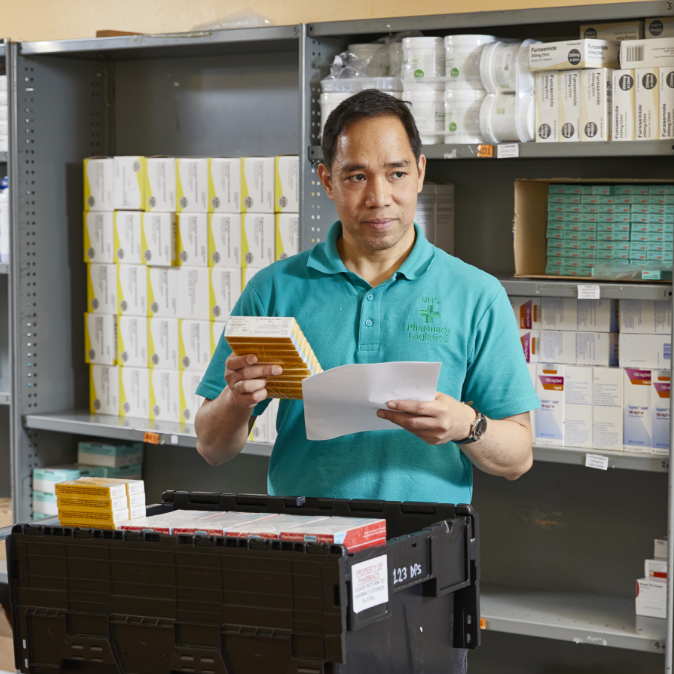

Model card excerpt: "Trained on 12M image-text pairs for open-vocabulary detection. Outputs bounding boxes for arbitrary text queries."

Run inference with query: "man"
[195,89,539,504]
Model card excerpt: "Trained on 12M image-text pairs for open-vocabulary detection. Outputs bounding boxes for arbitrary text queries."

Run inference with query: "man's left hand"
[376,392,477,446]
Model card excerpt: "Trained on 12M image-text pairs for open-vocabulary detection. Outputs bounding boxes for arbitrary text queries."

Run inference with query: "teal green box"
[33,491,57,504]
[547,229,564,239]
[647,242,674,251]
[630,233,649,242]
[562,222,582,231]
[545,265,564,274]
[562,266,593,276]
[547,256,564,266]
[649,196,674,205]
[580,240,597,250]
[580,204,599,214]
[596,214,630,223]
[547,220,565,230]
[642,270,673,280]
[591,185,614,195]
[98,465,143,479]
[549,184,566,195]
[598,232,630,241]
[631,204,674,215]
[647,232,674,242]
[582,195,615,204]
[649,185,674,196]
[597,223,630,232]
[547,240,564,249]
[548,213,567,222]
[647,214,674,224]
[564,240,582,249]
[647,251,673,261]
[630,259,649,268]
[630,195,649,205]
[548,203,566,213]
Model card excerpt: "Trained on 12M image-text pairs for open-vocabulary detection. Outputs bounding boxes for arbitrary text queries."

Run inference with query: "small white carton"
[529,39,620,71]
[581,21,644,41]
[241,213,275,270]
[510,297,541,329]
[274,155,300,213]
[84,157,114,212]
[178,319,211,372]
[559,70,582,142]
[176,158,208,213]
[176,213,208,267]
[141,212,177,267]
[241,156,275,213]
[84,313,117,365]
[114,156,146,211]
[565,365,593,449]
[208,157,241,213]
[636,596,666,619]
[541,299,618,332]
[619,300,672,334]
[535,72,559,142]
[645,557,668,579]
[144,157,176,212]
[636,577,667,601]
[619,334,671,369]
[149,369,180,422]
[117,263,148,317]
[651,370,671,455]
[249,405,271,443]
[148,317,179,370]
[593,366,624,451]
[209,268,242,321]
[84,211,114,263]
[117,315,148,368]
[119,366,150,419]
[655,537,668,559]
[176,267,210,320]
[535,364,565,446]
[540,331,619,366]
[519,329,540,364]
[87,263,117,315]
[180,371,205,424]
[621,37,674,69]
[208,213,241,267]
[636,68,660,139]
[147,267,179,318]
[660,67,674,139]
[90,364,119,415]
[113,211,142,264]
[623,368,652,452]
[275,213,300,260]
[581,68,612,141]
[647,17,674,39]
[211,321,226,357]
[612,70,636,141]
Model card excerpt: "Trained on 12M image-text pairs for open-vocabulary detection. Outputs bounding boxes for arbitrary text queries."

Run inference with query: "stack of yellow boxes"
[55,477,146,530]
[225,317,322,400]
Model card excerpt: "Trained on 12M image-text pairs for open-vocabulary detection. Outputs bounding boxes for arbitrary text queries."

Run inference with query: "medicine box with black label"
[242,156,274,213]
[147,267,178,318]
[176,267,210,321]
[535,72,559,143]
[621,37,674,69]
[176,158,208,213]
[84,157,114,212]
[275,213,300,261]
[565,365,593,449]
[651,370,671,455]
[636,68,660,140]
[529,39,620,71]
[612,70,636,141]
[90,364,119,415]
[84,211,114,263]
[559,70,582,142]
[580,21,644,42]
[178,319,211,372]
[144,157,176,212]
[148,317,179,370]
[141,212,177,267]
[208,214,241,268]
[113,211,142,264]
[535,363,565,446]
[274,155,300,213]
[114,156,146,211]
[581,69,612,141]
[619,299,672,333]
[623,368,652,452]
[208,158,241,213]
[647,17,674,39]
[661,67,674,140]
[176,213,208,267]
[541,298,618,332]
[619,333,671,369]
[593,366,624,451]
[209,268,242,321]
[119,366,150,420]
[117,315,148,368]
[84,313,117,365]
[117,264,148,317]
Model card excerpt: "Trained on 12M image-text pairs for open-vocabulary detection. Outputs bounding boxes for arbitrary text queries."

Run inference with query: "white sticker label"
[577,284,600,299]
[585,453,609,470]
[170,434,179,445]
[351,554,389,614]
[497,143,519,159]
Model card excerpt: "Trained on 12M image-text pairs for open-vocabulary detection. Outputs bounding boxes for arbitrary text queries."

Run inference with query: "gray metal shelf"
[481,583,666,653]
[534,445,669,473]
[0,153,7,164]
[0,263,8,275]
[24,410,273,458]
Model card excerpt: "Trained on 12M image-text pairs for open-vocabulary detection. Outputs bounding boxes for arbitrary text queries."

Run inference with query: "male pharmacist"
[195,89,539,505]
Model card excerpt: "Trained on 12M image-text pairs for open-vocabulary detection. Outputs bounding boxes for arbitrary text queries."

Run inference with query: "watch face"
[474,415,487,439]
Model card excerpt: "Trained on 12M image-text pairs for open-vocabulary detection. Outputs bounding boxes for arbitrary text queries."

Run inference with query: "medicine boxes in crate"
[6,492,480,674]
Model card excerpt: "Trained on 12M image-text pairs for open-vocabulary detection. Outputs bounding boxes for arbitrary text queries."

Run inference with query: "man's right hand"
[224,353,282,409]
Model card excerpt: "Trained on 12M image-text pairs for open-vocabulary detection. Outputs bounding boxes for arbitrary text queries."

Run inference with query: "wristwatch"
[456,406,488,445]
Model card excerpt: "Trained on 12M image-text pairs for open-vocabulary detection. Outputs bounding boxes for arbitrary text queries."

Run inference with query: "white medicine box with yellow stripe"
[141,212,177,267]
[114,156,147,211]
[275,213,300,260]
[208,213,241,268]
[119,366,150,419]
[84,157,114,212]
[176,158,208,213]
[211,321,227,358]
[150,369,180,422]
[117,315,148,368]
[274,156,299,213]
[241,213,275,270]
[180,371,205,424]
[241,156,274,213]
[176,213,208,267]
[144,156,176,212]
[85,313,117,365]
[208,158,241,213]
[147,267,178,318]
[113,211,142,264]
[176,267,210,321]
[179,319,211,372]
[209,268,242,321]
[84,211,114,263]
[148,316,179,370]
[90,364,120,415]
[117,264,148,317]
[87,263,117,315]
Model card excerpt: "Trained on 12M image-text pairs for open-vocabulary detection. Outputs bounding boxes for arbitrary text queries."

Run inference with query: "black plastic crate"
[7,492,480,673]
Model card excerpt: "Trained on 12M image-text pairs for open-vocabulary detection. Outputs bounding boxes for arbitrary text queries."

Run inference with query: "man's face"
[318,115,426,252]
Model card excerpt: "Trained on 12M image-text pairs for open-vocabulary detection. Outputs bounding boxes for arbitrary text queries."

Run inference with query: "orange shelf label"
[144,432,159,445]
[480,618,487,629]
[477,145,494,158]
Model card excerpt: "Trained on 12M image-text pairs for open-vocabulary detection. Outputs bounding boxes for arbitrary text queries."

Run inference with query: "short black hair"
[321,89,422,171]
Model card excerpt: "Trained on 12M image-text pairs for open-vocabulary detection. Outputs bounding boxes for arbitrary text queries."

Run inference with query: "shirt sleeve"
[195,282,272,416]
[461,287,540,420]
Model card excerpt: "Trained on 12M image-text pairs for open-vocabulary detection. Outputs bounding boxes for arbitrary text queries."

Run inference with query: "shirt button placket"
[358,288,380,353]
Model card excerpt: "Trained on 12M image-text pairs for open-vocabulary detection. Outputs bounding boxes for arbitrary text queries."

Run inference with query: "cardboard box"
[581,21,644,42]
[593,366,624,450]
[274,155,300,213]
[117,263,148,316]
[624,368,652,452]
[242,156,275,213]
[176,267,210,320]
[119,366,150,419]
[519,328,540,363]
[149,369,180,422]
[540,331,619,366]
[636,595,666,618]
[209,268,242,320]
[208,157,241,213]
[619,333,671,368]
[179,319,211,372]
[241,213,275,269]
[117,315,147,367]
[636,68,660,139]
[84,211,114,263]
[144,156,176,212]
[621,37,674,69]
[619,299,672,333]
[148,317,179,370]
[77,440,144,468]
[176,213,208,266]
[535,363,565,446]
[84,157,114,211]
[208,213,241,267]
[655,537,668,559]
[529,39,619,71]
[647,17,674,39]
[84,312,117,365]
[176,158,208,213]
[535,72,559,142]
[114,156,146,211]
[541,298,618,332]
[559,70,582,142]
[661,67,674,139]
[275,213,300,260]
[90,364,119,415]
[141,212,177,266]
[565,365,593,448]
[87,263,117,314]
[147,266,179,318]
[651,369,671,455]
[645,557,668,578]
[581,68,612,141]
[180,371,205,423]
[113,211,142,264]
[612,70,636,141]
[211,320,226,357]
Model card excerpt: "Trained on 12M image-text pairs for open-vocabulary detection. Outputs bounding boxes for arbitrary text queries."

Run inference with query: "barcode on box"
[626,46,644,62]
[665,343,671,360]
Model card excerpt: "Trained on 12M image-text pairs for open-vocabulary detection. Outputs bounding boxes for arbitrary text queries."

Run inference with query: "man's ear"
[417,155,427,193]
[317,163,334,201]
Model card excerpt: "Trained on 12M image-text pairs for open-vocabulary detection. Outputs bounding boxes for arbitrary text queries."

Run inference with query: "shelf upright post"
[667,284,674,672]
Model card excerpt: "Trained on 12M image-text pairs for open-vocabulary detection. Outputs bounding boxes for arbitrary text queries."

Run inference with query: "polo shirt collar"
[307,221,435,281]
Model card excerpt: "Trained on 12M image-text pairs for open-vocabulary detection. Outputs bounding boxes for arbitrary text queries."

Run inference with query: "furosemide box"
[559,70,582,142]
[581,68,612,141]
[84,211,114,263]
[535,72,559,142]
[661,67,674,140]
[651,370,671,455]
[647,17,674,39]
[529,39,620,71]
[636,68,660,140]
[612,70,636,141]
[581,21,644,42]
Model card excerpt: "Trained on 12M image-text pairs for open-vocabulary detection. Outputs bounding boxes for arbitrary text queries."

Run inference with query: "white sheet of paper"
[302,361,442,441]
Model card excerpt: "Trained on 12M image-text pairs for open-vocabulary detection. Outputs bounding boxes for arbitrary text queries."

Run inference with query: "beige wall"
[5,0,634,42]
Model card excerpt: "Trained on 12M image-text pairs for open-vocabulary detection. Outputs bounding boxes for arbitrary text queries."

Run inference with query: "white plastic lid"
[402,37,445,48]
[402,79,445,91]
[444,88,488,101]
[444,34,497,46]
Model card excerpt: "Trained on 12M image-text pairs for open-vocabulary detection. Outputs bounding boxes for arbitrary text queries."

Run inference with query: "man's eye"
[349,174,366,182]
[393,172,406,179]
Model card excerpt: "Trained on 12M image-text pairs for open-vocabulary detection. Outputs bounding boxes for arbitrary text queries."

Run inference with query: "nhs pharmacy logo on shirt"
[407,297,449,343]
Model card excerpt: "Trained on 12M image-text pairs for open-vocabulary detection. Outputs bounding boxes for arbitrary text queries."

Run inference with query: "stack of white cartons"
[414,183,455,254]
[637,536,668,618]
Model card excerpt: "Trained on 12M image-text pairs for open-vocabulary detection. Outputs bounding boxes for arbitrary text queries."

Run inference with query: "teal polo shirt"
[197,222,540,504]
